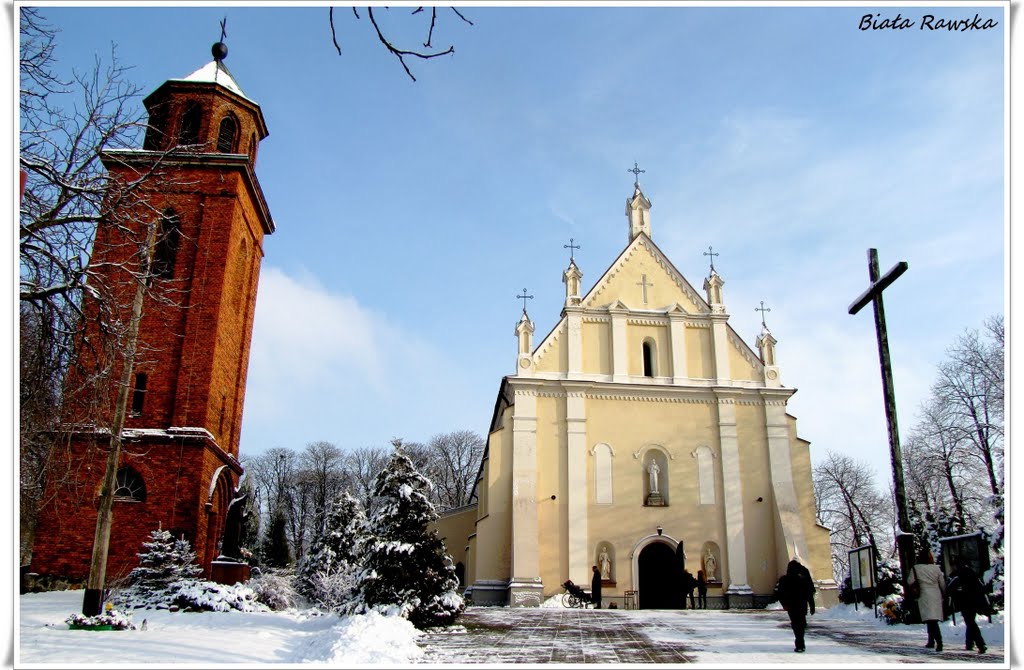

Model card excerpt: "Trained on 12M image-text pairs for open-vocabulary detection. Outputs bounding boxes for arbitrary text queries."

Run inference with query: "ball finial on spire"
[212,17,228,61]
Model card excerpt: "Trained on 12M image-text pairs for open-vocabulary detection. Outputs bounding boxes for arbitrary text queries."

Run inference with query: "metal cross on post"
[517,288,534,314]
[563,238,580,262]
[219,17,228,42]
[704,245,719,274]
[848,248,915,592]
[628,161,645,186]
[755,301,771,328]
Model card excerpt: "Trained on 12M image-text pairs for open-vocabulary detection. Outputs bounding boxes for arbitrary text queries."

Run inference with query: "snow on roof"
[176,60,248,99]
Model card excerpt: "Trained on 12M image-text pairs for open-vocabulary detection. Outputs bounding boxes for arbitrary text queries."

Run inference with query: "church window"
[130,373,147,416]
[216,115,238,153]
[151,209,181,279]
[113,467,146,502]
[642,339,656,377]
[593,443,613,504]
[143,104,168,150]
[178,101,203,146]
[693,446,716,505]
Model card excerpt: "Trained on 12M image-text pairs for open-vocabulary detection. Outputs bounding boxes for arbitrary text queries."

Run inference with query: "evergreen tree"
[297,491,367,610]
[351,445,464,628]
[116,527,201,607]
[262,504,293,568]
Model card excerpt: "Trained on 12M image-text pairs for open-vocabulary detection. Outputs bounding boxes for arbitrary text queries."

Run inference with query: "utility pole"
[848,248,915,595]
[82,219,158,616]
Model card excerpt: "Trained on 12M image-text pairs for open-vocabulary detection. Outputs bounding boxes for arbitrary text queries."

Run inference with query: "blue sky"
[20,2,1007,485]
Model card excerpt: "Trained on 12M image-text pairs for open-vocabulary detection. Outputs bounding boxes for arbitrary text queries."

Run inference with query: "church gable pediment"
[581,234,708,315]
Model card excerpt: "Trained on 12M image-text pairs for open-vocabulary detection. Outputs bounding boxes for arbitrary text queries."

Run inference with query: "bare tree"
[300,441,349,535]
[328,6,473,81]
[422,430,484,511]
[344,445,390,518]
[813,452,892,584]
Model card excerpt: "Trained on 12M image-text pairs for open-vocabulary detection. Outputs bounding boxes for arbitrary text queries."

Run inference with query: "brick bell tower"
[30,38,274,585]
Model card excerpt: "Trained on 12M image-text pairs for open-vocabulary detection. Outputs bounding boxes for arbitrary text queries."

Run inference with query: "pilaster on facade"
[716,396,750,592]
[764,401,810,567]
[565,306,583,378]
[510,389,540,603]
[609,303,629,382]
[710,314,731,384]
[667,309,688,383]
[564,390,589,586]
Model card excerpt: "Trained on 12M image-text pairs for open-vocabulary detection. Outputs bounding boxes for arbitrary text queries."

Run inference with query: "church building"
[30,40,273,587]
[436,174,836,609]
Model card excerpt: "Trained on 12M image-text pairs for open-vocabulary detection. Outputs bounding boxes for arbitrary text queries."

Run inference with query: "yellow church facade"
[437,179,837,609]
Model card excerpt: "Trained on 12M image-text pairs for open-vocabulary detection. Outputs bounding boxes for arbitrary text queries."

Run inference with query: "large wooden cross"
[848,248,914,581]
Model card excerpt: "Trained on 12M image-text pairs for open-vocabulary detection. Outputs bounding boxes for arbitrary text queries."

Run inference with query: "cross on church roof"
[703,245,719,274]
[628,161,645,187]
[563,238,580,262]
[756,301,772,328]
[517,288,534,314]
[219,17,228,43]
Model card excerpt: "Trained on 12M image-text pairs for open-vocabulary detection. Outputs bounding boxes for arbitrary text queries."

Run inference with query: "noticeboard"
[848,545,876,591]
[939,533,990,578]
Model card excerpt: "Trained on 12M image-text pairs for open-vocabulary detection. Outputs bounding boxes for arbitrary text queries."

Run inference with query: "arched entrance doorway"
[638,540,681,609]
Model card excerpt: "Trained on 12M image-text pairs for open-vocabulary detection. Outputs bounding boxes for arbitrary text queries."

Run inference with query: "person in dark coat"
[591,565,602,609]
[947,558,988,654]
[681,569,697,609]
[696,570,708,609]
[775,559,816,652]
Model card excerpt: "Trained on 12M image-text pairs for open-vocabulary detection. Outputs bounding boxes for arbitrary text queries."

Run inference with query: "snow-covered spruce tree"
[297,491,367,611]
[115,527,201,608]
[350,446,464,628]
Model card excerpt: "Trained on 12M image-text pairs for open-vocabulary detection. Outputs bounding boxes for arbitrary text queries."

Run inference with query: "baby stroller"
[562,579,591,608]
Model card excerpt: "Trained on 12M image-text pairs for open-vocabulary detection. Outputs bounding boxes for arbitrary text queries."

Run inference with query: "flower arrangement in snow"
[348,446,464,629]
[66,607,136,630]
[297,492,367,612]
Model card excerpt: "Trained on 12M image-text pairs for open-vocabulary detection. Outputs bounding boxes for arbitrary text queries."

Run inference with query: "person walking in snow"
[775,559,816,653]
[947,558,988,654]
[591,565,602,609]
[907,548,946,652]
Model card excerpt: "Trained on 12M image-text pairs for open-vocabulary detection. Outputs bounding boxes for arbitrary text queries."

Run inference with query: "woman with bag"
[907,548,946,651]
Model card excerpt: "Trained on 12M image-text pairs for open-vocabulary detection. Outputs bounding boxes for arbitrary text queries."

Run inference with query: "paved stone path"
[418,608,694,664]
[416,608,1005,664]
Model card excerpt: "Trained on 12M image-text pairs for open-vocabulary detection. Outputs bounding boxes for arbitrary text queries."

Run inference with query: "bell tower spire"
[625,162,652,241]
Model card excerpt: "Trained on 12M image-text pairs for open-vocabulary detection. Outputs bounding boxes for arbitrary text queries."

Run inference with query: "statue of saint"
[599,548,611,580]
[648,460,661,494]
[704,547,718,582]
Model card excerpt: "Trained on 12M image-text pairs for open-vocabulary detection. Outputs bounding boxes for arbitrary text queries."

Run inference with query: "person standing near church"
[591,565,602,609]
[681,569,697,609]
[775,559,816,653]
[697,570,708,608]
[908,548,946,652]
[947,558,988,654]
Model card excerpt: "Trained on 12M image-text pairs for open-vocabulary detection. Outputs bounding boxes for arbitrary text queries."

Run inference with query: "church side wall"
[536,396,567,595]
[734,402,779,593]
[472,413,513,601]
[788,421,837,602]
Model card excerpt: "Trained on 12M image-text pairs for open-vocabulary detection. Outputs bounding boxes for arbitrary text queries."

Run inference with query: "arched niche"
[701,541,722,584]
[639,446,670,506]
[595,542,616,582]
[691,445,717,505]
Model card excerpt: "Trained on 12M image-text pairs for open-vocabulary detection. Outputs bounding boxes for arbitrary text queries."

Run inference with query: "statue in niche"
[648,459,661,494]
[599,547,612,580]
[704,547,718,582]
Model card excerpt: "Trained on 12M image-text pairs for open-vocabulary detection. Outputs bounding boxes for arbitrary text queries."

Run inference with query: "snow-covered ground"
[17,590,1006,666]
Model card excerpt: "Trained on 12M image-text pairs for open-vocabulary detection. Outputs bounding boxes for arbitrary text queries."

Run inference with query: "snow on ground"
[17,589,1006,667]
[17,590,423,666]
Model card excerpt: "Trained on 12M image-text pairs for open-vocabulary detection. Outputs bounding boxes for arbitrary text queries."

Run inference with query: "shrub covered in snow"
[248,569,299,611]
[297,492,367,612]
[348,446,464,628]
[169,580,268,613]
